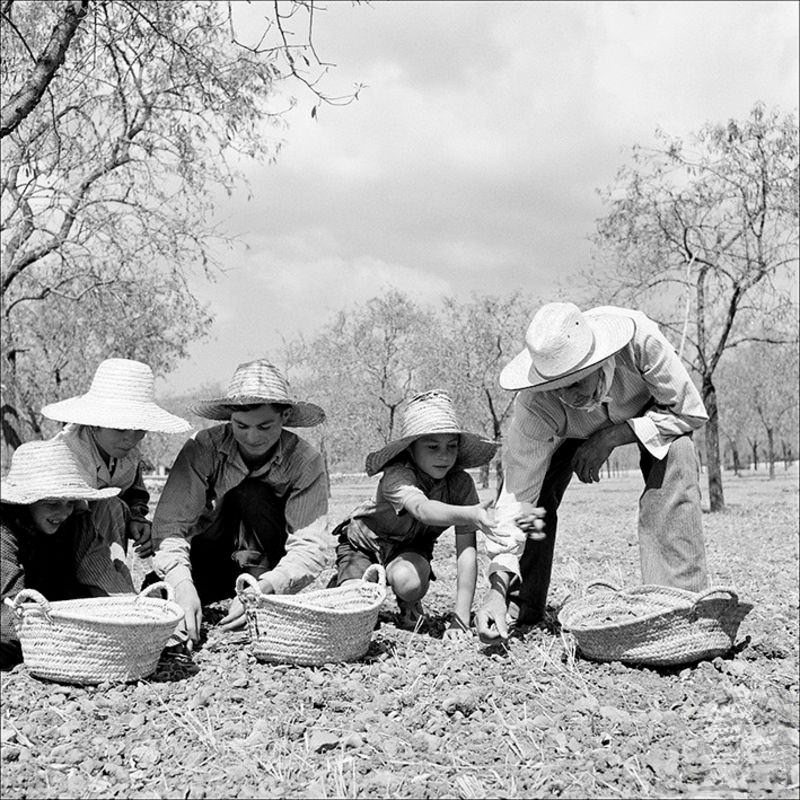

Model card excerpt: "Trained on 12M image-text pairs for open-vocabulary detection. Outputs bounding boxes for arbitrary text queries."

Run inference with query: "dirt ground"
[1,467,798,799]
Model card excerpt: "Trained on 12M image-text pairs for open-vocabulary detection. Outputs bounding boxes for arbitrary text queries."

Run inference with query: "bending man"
[477,302,709,642]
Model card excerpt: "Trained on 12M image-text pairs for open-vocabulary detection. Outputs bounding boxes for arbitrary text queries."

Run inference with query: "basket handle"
[137,581,174,602]
[584,580,621,594]
[693,586,739,608]
[235,572,262,598]
[361,563,386,588]
[4,588,52,620]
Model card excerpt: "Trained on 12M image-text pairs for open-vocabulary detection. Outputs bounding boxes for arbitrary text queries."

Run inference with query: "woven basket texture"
[557,582,753,666]
[5,583,183,685]
[237,564,387,666]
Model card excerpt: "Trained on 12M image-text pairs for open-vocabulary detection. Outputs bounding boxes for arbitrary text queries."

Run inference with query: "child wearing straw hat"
[1,438,136,667]
[41,358,190,568]
[151,359,329,650]
[333,391,499,637]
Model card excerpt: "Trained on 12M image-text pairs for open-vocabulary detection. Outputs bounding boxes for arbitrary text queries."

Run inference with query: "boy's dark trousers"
[142,479,289,604]
[508,432,708,623]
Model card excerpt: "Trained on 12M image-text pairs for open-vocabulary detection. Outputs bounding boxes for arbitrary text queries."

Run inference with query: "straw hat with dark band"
[41,358,190,434]
[365,391,497,477]
[500,303,635,392]
[190,359,325,428]
[1,439,121,505]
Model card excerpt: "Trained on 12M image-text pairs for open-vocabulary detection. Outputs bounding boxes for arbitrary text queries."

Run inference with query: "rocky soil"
[2,469,798,799]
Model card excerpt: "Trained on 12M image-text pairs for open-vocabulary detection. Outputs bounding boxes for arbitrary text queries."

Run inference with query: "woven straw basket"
[5,582,183,685]
[236,564,387,666]
[558,581,753,666]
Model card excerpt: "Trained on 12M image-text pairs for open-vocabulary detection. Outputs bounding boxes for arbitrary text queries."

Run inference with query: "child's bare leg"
[386,552,430,628]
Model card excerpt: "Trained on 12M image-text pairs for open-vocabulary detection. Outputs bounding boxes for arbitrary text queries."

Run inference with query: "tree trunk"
[494,451,503,492]
[750,440,759,471]
[479,462,489,489]
[731,443,741,476]
[767,427,775,480]
[702,377,725,511]
[319,435,332,498]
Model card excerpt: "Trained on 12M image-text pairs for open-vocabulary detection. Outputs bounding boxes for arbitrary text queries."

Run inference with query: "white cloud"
[163,0,799,394]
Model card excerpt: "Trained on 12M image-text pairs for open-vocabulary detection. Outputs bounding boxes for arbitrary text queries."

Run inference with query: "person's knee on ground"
[386,552,430,602]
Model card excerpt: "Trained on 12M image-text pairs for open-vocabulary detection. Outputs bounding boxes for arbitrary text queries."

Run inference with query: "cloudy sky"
[160,0,799,395]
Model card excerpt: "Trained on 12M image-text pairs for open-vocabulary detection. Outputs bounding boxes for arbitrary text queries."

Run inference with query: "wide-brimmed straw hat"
[190,359,325,427]
[500,303,635,392]
[365,391,497,477]
[1,439,121,505]
[40,358,190,434]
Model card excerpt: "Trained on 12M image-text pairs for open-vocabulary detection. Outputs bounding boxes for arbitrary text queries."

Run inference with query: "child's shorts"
[333,519,436,586]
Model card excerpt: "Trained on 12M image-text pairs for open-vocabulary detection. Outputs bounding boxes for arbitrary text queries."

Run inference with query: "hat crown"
[2,439,98,502]
[525,302,595,380]
[226,360,291,403]
[398,391,461,439]
[86,358,156,404]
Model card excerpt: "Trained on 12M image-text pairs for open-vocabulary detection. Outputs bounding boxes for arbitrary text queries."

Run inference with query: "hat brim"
[499,312,635,392]
[0,483,120,505]
[41,397,190,434]
[365,430,498,477]
[190,397,325,428]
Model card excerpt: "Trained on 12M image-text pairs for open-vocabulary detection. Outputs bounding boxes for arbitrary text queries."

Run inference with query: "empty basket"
[237,564,387,666]
[557,581,753,666]
[5,582,184,684]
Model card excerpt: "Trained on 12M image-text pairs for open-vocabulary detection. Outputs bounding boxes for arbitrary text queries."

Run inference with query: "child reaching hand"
[333,391,498,638]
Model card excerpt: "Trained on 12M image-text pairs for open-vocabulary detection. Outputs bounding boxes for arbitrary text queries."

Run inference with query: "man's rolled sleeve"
[627,324,708,459]
[259,454,330,594]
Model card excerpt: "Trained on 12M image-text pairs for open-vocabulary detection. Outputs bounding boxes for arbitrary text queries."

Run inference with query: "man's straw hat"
[190,359,325,428]
[1,439,121,505]
[500,303,635,392]
[41,358,190,433]
[365,391,497,477]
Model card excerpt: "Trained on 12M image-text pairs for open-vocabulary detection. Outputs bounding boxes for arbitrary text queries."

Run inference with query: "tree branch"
[0,0,89,138]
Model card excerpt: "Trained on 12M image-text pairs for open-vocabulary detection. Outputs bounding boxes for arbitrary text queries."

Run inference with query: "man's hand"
[128,518,154,558]
[572,427,618,483]
[513,503,546,541]
[218,576,275,632]
[475,586,510,644]
[174,581,202,652]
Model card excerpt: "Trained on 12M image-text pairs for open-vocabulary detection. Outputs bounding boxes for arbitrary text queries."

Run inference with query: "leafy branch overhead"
[0,0,361,446]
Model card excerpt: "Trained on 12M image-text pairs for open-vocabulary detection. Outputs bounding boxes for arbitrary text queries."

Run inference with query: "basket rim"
[558,585,739,635]
[247,589,386,616]
[13,595,184,627]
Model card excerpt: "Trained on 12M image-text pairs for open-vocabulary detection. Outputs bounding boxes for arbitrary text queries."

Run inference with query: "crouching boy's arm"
[258,452,331,596]
[446,530,477,640]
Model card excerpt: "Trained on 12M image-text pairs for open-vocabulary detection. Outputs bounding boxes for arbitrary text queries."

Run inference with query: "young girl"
[41,358,189,564]
[334,391,498,638]
[1,438,136,667]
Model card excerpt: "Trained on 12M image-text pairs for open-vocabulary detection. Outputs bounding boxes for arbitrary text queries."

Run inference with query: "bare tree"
[420,292,533,488]
[588,103,799,510]
[1,0,361,447]
[722,342,799,479]
[285,290,434,472]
